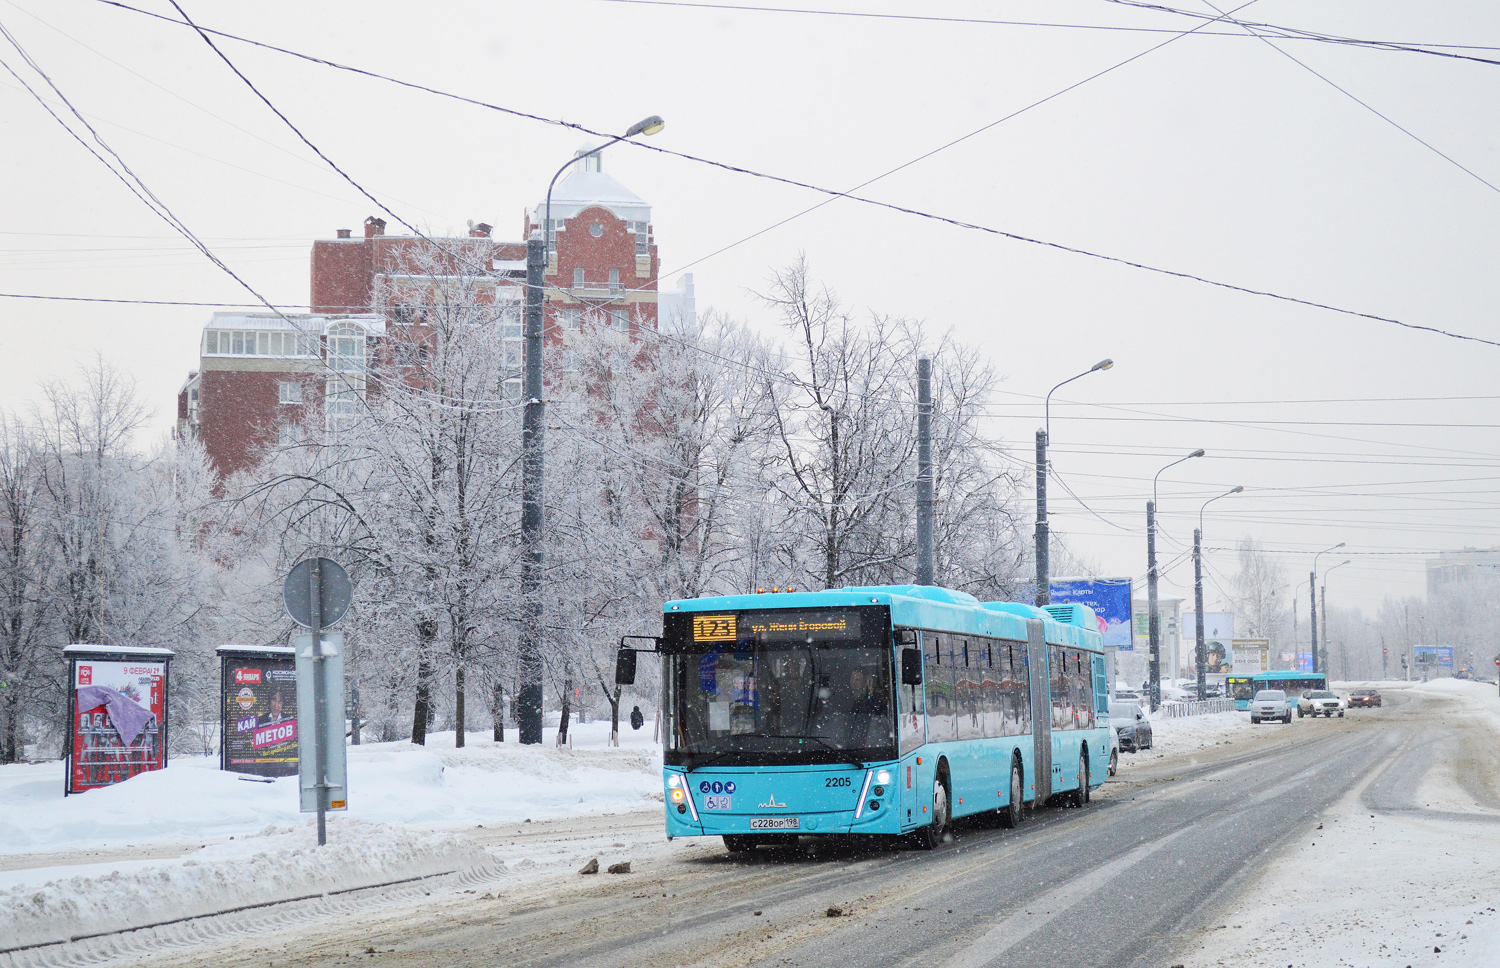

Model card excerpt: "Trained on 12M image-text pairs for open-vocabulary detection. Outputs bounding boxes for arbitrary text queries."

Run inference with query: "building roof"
[536,168,651,223]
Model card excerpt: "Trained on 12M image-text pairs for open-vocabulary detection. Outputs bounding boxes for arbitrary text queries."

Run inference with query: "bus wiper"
[780,735,864,770]
[684,750,739,772]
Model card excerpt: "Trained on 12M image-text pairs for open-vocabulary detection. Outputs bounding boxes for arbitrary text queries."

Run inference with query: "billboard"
[1414,645,1455,668]
[1183,612,1235,674]
[1232,638,1270,675]
[66,648,171,795]
[219,646,299,778]
[1050,577,1132,649]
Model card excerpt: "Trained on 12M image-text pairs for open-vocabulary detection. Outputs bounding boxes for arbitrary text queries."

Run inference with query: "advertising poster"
[1232,638,1270,674]
[1183,612,1235,673]
[220,649,299,778]
[1050,577,1133,650]
[1413,645,1455,668]
[68,655,168,794]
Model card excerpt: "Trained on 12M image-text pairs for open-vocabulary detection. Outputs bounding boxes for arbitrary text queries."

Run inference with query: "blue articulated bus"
[1226,670,1328,710]
[616,584,1109,852]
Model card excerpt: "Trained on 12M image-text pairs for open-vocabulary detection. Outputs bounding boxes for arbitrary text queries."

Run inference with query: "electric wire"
[85,0,1500,350]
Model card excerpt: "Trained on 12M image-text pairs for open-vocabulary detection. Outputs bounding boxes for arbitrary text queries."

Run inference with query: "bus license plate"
[750,818,799,830]
[704,795,732,810]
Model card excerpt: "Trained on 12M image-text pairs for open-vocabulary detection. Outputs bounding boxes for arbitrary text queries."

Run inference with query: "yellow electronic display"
[692,614,737,642]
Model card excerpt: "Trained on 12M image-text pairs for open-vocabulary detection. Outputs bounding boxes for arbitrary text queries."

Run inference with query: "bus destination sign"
[739,610,861,642]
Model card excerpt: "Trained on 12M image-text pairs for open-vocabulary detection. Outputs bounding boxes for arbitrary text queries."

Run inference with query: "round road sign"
[283,557,352,629]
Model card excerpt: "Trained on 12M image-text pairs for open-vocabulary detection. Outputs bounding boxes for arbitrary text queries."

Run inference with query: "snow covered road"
[4,685,1497,968]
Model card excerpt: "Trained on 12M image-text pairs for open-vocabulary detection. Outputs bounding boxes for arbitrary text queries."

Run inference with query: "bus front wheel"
[916,777,949,850]
[723,835,756,854]
[1073,754,1090,808]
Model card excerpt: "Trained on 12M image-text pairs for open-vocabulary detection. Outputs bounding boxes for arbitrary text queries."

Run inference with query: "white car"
[1249,689,1292,724]
[1297,690,1346,718]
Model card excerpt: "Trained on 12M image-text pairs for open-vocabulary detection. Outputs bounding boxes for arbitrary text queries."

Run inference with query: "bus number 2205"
[825,776,852,788]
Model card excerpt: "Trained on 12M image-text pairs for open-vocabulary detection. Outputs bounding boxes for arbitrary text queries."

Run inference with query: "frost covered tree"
[754,256,1026,594]
[243,253,522,746]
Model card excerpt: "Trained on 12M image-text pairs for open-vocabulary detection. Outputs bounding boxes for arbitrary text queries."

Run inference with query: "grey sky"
[2,0,1496,614]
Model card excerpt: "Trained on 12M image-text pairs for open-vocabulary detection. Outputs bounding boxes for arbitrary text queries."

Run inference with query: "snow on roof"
[536,169,651,223]
[62,644,176,656]
[214,644,296,655]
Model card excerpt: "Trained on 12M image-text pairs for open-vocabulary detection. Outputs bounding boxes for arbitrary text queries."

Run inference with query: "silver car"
[1250,689,1292,724]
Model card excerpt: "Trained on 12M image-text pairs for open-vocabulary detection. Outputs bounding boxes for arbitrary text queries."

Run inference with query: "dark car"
[1109,700,1153,751]
[1348,688,1382,708]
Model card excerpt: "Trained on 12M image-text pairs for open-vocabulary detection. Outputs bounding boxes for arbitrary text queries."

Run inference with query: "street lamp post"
[1321,558,1351,679]
[517,115,665,746]
[1148,448,1206,711]
[1034,359,1113,607]
[1194,485,1243,700]
[1309,542,1345,677]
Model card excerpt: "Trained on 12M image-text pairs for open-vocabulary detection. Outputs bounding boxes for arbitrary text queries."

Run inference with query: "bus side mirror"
[614,648,637,686]
[901,648,922,686]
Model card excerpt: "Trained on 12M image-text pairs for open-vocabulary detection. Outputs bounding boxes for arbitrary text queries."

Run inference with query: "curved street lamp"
[1147,448,1206,710]
[1321,559,1352,679]
[1309,542,1345,676]
[517,115,665,746]
[1034,359,1114,606]
[1194,486,1243,699]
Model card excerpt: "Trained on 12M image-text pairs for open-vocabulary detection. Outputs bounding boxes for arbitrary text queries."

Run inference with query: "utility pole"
[1194,527,1205,700]
[518,228,546,746]
[1034,428,1047,605]
[1147,499,1160,710]
[1308,569,1318,674]
[916,358,934,586]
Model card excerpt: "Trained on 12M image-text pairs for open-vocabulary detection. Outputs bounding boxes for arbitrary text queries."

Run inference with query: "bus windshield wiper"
[778,734,864,770]
[684,749,740,772]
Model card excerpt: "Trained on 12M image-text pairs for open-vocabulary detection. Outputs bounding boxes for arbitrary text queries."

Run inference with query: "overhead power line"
[88,0,1500,351]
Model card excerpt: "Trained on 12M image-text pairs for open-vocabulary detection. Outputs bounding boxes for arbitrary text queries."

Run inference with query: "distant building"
[179,148,693,481]
[1426,547,1500,598]
[176,313,385,478]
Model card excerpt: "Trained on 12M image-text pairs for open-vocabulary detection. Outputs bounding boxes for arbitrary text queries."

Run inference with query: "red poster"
[70,660,167,793]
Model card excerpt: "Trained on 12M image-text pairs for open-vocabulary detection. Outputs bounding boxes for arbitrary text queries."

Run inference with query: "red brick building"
[179,148,693,480]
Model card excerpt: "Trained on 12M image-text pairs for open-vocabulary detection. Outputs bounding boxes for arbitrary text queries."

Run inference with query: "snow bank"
[0,719,665,950]
[1,721,663,854]
[1,822,489,951]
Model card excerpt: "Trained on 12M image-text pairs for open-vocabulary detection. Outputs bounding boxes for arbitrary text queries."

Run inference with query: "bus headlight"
[876,770,891,785]
[667,774,682,789]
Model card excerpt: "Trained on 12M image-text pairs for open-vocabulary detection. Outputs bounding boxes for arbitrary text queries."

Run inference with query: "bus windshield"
[664,607,895,767]
[1228,677,1254,702]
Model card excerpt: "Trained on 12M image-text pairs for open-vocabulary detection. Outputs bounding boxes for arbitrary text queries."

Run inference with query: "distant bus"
[617,584,1109,853]
[1227,670,1329,710]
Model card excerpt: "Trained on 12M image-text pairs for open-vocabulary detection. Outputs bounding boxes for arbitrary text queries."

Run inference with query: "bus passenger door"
[1026,619,1052,805]
[898,632,927,828]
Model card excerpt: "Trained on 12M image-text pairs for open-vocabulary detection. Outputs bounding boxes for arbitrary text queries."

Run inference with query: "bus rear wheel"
[999,761,1023,829]
[916,776,949,850]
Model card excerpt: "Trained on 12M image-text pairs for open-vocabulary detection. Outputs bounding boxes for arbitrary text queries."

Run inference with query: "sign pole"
[309,558,327,847]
